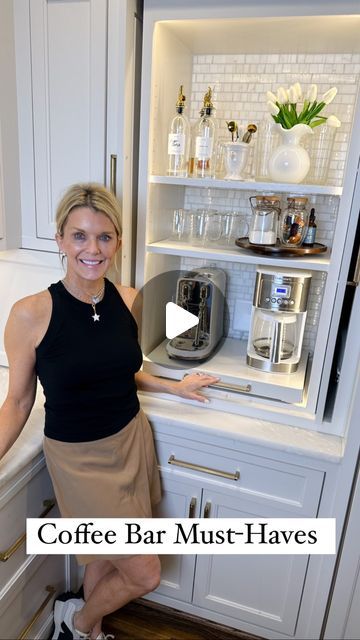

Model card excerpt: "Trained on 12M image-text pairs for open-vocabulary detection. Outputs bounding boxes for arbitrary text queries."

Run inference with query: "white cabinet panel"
[0,448,67,640]
[0,554,65,640]
[14,0,139,281]
[29,0,107,239]
[153,472,199,602]
[0,464,56,590]
[0,123,4,242]
[193,488,310,636]
[149,424,325,635]
[155,433,324,513]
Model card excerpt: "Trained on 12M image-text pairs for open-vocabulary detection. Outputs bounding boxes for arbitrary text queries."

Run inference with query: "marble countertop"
[0,367,45,489]
[0,366,343,492]
[139,393,343,463]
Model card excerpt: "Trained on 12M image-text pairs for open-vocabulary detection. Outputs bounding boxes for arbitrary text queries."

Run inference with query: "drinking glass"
[190,209,208,245]
[170,208,191,242]
[219,212,249,246]
[205,211,223,244]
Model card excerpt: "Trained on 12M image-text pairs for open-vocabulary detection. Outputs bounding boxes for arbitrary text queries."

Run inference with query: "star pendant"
[92,312,100,322]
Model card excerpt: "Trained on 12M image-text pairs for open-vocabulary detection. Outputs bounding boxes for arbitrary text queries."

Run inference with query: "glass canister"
[279,196,309,247]
[249,195,280,245]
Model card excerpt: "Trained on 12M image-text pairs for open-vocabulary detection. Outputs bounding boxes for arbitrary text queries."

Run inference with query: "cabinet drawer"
[0,464,56,590]
[0,554,65,640]
[155,436,324,514]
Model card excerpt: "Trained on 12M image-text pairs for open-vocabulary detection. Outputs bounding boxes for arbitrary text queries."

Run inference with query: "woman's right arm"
[0,299,39,461]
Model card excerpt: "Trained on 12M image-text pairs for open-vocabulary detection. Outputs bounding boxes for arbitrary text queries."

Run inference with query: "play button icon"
[166,302,199,340]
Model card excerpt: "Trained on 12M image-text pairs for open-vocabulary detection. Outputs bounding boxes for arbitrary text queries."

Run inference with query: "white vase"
[268,123,313,184]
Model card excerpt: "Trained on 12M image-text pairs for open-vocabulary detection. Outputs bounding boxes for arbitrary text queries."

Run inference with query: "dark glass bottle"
[303,208,317,246]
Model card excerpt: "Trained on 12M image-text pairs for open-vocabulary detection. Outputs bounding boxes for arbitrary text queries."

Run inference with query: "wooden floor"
[103,599,264,640]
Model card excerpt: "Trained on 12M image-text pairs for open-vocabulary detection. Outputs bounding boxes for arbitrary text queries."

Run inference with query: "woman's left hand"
[175,372,220,403]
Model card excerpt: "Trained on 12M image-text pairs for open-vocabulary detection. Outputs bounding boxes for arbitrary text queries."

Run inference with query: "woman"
[0,183,219,640]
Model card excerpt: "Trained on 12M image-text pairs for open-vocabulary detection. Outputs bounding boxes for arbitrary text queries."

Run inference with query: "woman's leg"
[83,559,114,638]
[74,554,161,636]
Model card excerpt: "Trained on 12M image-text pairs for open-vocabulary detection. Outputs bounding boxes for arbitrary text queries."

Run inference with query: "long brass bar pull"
[203,501,211,518]
[168,455,240,481]
[182,373,251,395]
[0,498,56,562]
[18,585,56,639]
[188,497,197,518]
[110,154,117,195]
[208,381,252,394]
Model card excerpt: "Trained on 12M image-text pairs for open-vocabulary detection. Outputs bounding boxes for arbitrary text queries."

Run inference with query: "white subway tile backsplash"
[190,52,359,190]
[177,52,359,357]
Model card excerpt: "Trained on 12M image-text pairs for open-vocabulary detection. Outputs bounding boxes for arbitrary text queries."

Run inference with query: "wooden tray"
[235,237,328,256]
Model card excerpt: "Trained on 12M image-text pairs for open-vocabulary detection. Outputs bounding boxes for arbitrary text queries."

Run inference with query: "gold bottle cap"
[176,85,186,108]
[203,86,214,109]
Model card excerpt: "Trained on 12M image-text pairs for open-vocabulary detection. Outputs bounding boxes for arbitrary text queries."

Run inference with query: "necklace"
[61,279,105,322]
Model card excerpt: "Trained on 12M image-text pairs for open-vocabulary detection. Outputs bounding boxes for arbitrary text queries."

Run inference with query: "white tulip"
[326,115,341,127]
[276,86,289,104]
[288,86,298,103]
[267,100,280,116]
[321,87,338,105]
[306,84,318,102]
[293,82,302,100]
[266,90,278,103]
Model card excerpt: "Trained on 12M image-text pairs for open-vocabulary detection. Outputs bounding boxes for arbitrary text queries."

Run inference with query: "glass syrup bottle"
[193,87,217,178]
[167,85,190,177]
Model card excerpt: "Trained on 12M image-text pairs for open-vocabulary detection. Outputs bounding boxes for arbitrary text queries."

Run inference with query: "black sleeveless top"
[35,279,142,442]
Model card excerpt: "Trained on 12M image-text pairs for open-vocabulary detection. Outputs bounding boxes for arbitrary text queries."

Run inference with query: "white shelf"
[149,175,343,196]
[146,240,331,272]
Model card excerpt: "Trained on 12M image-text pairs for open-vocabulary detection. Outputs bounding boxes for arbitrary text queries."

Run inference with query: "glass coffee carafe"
[251,310,297,362]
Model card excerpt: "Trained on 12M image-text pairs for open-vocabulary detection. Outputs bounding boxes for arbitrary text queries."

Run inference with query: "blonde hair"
[56,183,122,238]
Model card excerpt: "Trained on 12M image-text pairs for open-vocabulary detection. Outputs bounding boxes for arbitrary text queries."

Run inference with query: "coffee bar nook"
[0,0,360,638]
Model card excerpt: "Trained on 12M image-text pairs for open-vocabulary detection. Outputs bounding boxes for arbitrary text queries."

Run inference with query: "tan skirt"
[43,409,161,565]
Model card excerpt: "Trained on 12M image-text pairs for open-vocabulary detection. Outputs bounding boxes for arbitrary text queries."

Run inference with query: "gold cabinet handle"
[0,498,56,562]
[203,501,211,518]
[188,497,197,518]
[110,154,117,195]
[168,455,240,481]
[18,585,56,640]
[182,373,251,394]
[208,381,252,394]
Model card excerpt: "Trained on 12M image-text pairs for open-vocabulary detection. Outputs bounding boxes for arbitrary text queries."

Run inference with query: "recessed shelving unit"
[149,175,343,197]
[136,7,360,430]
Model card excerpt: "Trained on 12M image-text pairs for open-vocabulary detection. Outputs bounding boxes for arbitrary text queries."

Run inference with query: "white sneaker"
[96,634,115,640]
[53,598,89,639]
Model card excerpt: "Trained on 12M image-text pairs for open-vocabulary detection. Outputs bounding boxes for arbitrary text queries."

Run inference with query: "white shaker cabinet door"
[152,471,200,603]
[193,487,316,636]
[16,0,107,243]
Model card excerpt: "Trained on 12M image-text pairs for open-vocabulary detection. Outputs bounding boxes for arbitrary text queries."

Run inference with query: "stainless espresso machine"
[247,266,312,373]
[166,268,226,360]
